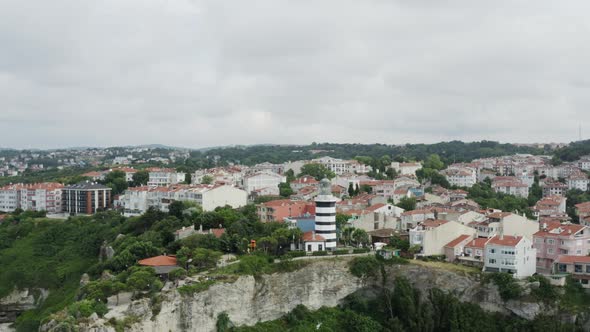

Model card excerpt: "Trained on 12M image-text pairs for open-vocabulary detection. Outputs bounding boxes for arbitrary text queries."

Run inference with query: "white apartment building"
[410,220,477,256]
[491,177,529,198]
[484,235,537,278]
[310,157,372,175]
[390,162,422,176]
[567,173,589,191]
[120,184,248,215]
[441,167,477,188]
[0,183,64,214]
[147,168,186,187]
[242,172,286,195]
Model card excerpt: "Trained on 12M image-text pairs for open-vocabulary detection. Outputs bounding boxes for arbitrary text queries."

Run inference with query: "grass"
[409,259,482,276]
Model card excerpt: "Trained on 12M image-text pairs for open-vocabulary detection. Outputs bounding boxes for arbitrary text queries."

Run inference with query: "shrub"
[487,273,522,301]
[235,255,271,275]
[528,275,557,303]
[169,268,187,281]
[353,248,370,254]
[178,280,216,296]
[312,251,328,256]
[349,256,381,279]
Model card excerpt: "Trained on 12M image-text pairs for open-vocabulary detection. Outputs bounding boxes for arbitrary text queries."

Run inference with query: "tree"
[184,173,192,184]
[102,170,128,195]
[397,197,416,211]
[299,163,336,180]
[279,183,293,197]
[351,228,369,247]
[360,184,373,194]
[390,235,410,252]
[348,183,355,197]
[168,201,185,219]
[132,170,149,186]
[201,175,214,185]
[354,184,360,196]
[285,169,296,183]
[423,154,444,170]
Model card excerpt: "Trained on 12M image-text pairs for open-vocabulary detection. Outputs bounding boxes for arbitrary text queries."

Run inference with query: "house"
[138,255,179,276]
[491,177,528,198]
[409,220,477,256]
[576,202,590,226]
[345,203,404,232]
[291,186,319,201]
[256,199,315,223]
[82,171,107,181]
[111,167,138,182]
[532,196,567,219]
[337,194,387,212]
[290,176,319,191]
[310,157,372,175]
[553,255,590,288]
[400,209,435,230]
[541,180,568,197]
[478,169,497,183]
[393,176,420,190]
[62,182,112,215]
[242,172,286,195]
[373,181,396,200]
[483,235,537,278]
[577,157,590,171]
[456,237,490,266]
[147,168,186,187]
[533,223,590,274]
[367,228,397,245]
[567,173,589,191]
[392,187,413,204]
[303,231,327,252]
[443,234,475,262]
[441,167,477,188]
[390,162,422,176]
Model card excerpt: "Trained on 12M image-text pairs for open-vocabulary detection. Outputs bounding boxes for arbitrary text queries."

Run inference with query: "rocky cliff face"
[0,288,48,325]
[42,258,564,332]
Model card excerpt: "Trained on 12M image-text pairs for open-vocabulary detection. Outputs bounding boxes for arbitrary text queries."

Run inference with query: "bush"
[178,280,216,296]
[169,268,187,281]
[349,256,381,279]
[312,251,328,256]
[334,249,350,255]
[235,255,272,275]
[487,273,522,301]
[353,248,370,254]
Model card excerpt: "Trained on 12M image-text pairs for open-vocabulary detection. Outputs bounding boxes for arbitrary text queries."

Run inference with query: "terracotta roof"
[292,176,318,184]
[401,209,434,216]
[302,231,325,242]
[365,203,386,212]
[421,219,449,228]
[555,255,590,264]
[444,234,472,248]
[534,223,585,238]
[465,237,489,249]
[138,255,177,267]
[487,235,523,247]
[210,228,226,238]
[487,212,512,219]
[575,202,590,212]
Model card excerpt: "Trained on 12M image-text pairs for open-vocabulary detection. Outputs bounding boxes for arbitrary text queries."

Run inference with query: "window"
[548,248,554,254]
[561,240,565,245]
[576,265,583,273]
[586,265,590,274]
[489,248,496,254]
[489,259,496,264]
[535,238,543,243]
[548,239,555,245]
[558,264,567,273]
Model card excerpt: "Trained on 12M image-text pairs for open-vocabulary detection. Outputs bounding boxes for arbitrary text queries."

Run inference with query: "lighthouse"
[314,178,337,250]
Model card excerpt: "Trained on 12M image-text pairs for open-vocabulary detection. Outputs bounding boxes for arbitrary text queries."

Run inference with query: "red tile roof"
[465,238,490,249]
[487,212,512,219]
[487,235,523,247]
[365,203,386,212]
[138,255,177,267]
[421,219,449,228]
[575,202,590,213]
[302,231,325,242]
[444,234,472,248]
[534,223,585,238]
[555,255,590,264]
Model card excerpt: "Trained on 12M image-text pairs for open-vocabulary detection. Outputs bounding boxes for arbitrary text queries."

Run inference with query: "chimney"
[499,228,504,240]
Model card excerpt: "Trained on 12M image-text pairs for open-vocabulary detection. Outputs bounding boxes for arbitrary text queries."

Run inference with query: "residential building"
[576,202,590,226]
[491,177,528,198]
[441,167,477,188]
[390,162,422,176]
[290,176,319,191]
[303,231,327,252]
[310,156,371,175]
[147,168,186,187]
[242,172,286,195]
[0,182,64,214]
[62,182,112,215]
[553,255,590,288]
[409,220,477,256]
[256,199,315,223]
[534,223,590,273]
[541,180,568,197]
[345,203,403,232]
[484,235,537,278]
[577,157,590,171]
[532,196,567,220]
[567,173,589,191]
[400,209,435,231]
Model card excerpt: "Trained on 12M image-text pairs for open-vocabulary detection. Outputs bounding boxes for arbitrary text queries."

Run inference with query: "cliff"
[39,257,568,332]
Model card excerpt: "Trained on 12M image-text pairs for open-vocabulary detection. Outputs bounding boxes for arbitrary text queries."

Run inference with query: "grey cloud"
[0,0,589,148]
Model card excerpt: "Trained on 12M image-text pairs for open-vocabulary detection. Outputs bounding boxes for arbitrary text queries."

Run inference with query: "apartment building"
[0,183,64,214]
[534,223,590,274]
[147,168,186,187]
[62,182,112,215]
[484,235,537,278]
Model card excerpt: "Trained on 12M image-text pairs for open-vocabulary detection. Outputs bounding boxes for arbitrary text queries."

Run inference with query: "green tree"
[354,184,360,196]
[299,163,336,180]
[423,154,444,170]
[348,183,355,197]
[397,197,416,211]
[278,183,293,197]
[351,228,369,247]
[201,175,214,184]
[168,201,185,219]
[284,169,295,183]
[132,170,149,186]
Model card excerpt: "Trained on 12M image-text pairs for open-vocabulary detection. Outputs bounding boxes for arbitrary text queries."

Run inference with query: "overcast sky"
[1,1,589,149]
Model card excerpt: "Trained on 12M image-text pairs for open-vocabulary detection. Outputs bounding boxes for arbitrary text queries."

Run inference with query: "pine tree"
[348,183,355,197]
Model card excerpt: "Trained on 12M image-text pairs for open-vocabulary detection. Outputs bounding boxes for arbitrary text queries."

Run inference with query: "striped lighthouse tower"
[315,178,337,250]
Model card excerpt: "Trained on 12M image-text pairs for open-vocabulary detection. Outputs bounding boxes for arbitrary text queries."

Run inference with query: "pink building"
[533,223,590,273]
